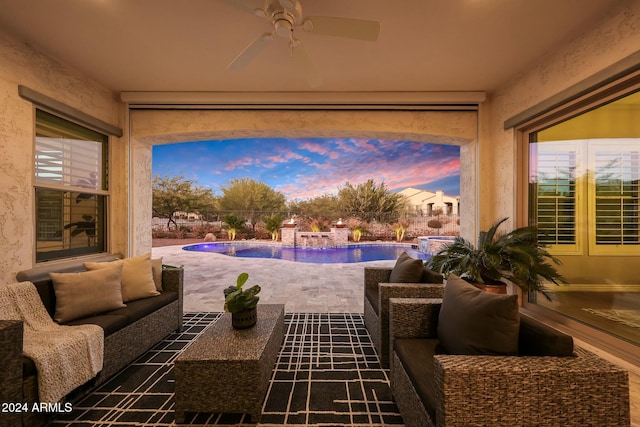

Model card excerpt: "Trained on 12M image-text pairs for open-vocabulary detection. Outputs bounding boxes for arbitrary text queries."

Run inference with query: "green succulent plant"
[223,272,261,313]
[426,217,567,300]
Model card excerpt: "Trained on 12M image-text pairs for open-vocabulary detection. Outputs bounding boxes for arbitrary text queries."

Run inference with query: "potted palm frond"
[224,272,261,328]
[426,218,566,300]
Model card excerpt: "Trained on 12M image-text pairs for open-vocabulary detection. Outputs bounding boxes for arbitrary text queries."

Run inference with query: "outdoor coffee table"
[174,304,285,423]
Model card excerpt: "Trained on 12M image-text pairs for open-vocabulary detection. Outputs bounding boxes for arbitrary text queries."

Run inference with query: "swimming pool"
[183,242,431,264]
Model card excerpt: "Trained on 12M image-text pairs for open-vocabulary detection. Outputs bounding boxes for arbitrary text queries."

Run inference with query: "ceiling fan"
[226,0,380,88]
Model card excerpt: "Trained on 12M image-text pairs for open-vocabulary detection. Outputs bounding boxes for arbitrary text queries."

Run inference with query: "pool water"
[183,243,431,264]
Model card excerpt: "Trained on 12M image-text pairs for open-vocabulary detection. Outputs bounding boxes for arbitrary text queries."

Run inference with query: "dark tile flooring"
[49,312,403,426]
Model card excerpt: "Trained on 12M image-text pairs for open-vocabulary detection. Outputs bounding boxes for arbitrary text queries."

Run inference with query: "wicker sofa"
[364,257,444,368]
[0,255,183,427]
[388,290,631,427]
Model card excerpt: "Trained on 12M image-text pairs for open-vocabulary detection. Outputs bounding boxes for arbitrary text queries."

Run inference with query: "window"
[35,109,108,262]
[530,137,640,256]
[528,90,640,258]
[529,141,582,253]
[589,141,639,252]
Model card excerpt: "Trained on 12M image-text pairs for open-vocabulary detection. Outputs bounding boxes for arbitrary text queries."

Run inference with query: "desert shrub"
[190,224,214,238]
[428,219,443,229]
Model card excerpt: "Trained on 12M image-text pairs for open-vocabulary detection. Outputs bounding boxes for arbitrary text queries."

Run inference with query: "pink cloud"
[224,156,256,171]
[298,141,331,156]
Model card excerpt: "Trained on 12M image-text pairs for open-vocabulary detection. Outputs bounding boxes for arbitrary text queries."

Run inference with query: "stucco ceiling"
[0,0,624,94]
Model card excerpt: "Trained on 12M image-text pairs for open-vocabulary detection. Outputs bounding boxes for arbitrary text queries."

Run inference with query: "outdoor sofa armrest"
[364,267,392,296]
[380,283,444,311]
[432,347,630,427]
[377,284,444,367]
[389,298,442,354]
[161,265,184,329]
[0,319,24,419]
[161,265,184,295]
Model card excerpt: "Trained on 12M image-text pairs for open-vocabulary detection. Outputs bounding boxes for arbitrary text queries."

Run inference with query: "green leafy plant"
[223,272,261,313]
[426,217,566,300]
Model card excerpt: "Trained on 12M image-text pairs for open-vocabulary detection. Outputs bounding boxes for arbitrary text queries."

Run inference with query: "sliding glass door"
[525,90,640,346]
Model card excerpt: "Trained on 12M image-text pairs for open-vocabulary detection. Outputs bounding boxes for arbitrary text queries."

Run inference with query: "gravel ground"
[152,238,203,247]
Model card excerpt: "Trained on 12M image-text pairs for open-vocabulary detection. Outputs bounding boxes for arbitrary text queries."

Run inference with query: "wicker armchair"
[363,267,444,368]
[388,297,631,427]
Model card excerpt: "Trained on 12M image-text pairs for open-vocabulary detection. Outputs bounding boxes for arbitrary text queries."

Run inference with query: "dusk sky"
[152,138,460,200]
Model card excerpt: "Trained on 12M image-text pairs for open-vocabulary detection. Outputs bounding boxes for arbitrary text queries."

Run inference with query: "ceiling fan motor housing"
[229,0,380,88]
[265,0,302,37]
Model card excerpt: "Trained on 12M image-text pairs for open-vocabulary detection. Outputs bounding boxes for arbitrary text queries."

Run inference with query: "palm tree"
[222,214,246,241]
[426,217,566,300]
[263,214,284,241]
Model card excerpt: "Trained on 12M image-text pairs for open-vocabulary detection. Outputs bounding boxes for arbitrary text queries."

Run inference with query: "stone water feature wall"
[281,227,349,247]
[417,236,456,255]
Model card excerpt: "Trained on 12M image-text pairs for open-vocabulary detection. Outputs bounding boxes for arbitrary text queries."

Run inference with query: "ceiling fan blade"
[292,40,322,88]
[227,33,273,71]
[302,16,380,41]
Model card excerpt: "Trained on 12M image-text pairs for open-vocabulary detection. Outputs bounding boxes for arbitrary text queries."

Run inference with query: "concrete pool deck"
[152,244,397,313]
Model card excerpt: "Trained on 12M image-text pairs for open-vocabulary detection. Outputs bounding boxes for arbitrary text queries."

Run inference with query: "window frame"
[516,70,640,238]
[33,108,111,263]
[521,92,640,258]
[528,140,585,255]
[587,140,640,255]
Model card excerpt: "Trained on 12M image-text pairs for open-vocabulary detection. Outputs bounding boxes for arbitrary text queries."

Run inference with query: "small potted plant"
[224,272,261,328]
[426,217,566,300]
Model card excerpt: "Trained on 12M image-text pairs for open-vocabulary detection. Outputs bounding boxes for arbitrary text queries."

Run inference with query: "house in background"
[397,187,459,215]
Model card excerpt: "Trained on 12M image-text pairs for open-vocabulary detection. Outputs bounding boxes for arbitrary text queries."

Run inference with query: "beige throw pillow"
[50,265,126,323]
[84,253,160,302]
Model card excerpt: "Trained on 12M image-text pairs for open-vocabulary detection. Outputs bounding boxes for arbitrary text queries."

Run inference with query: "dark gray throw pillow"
[421,267,444,284]
[389,251,424,283]
[518,315,574,356]
[437,274,520,355]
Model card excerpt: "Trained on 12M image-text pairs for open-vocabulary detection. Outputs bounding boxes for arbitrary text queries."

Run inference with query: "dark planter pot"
[231,307,257,329]
[473,282,507,295]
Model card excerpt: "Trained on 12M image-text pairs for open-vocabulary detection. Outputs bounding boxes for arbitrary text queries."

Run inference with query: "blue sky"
[152,138,460,200]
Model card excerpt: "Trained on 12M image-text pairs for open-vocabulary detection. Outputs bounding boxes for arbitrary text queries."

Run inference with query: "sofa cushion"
[438,274,520,355]
[395,338,444,422]
[85,253,159,302]
[23,313,131,376]
[389,252,424,283]
[105,291,178,323]
[64,313,130,337]
[518,315,574,356]
[50,266,126,323]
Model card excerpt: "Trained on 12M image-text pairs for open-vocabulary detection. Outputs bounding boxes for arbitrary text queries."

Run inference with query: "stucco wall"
[483,0,640,232]
[129,109,478,253]
[0,29,126,284]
